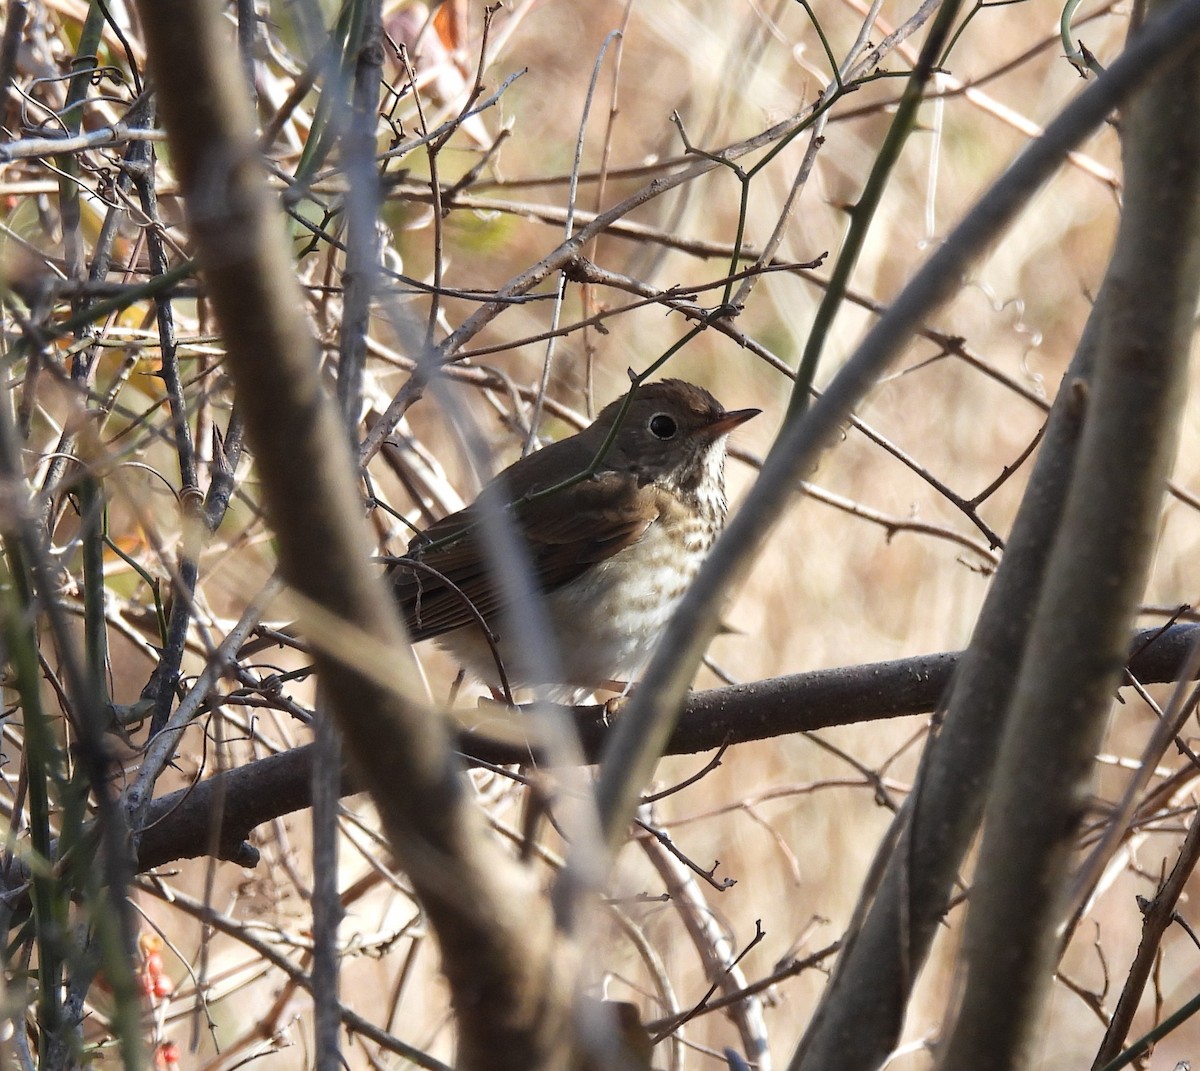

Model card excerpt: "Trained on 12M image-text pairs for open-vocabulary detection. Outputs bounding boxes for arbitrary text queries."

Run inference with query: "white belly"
[436,515,715,697]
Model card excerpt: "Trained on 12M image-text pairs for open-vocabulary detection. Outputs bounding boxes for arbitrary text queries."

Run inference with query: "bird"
[390,379,759,697]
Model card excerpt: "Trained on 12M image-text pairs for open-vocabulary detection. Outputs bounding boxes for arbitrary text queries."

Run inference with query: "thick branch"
[939,6,1200,1066]
[129,4,574,1068]
[134,624,1200,873]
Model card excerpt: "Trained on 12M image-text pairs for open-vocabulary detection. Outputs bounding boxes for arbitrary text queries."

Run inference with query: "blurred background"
[3,0,1198,1067]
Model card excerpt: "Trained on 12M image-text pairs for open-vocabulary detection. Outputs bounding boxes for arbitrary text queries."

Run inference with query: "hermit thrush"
[390,379,758,694]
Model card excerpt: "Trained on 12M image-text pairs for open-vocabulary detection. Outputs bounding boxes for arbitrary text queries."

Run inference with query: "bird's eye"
[648,413,678,440]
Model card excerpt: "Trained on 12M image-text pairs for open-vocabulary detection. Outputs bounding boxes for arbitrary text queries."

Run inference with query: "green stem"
[1094,991,1200,1071]
[787,0,966,422]
[0,540,67,1063]
[79,477,109,705]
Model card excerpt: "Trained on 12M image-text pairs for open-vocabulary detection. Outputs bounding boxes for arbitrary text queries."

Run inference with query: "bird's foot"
[602,694,628,725]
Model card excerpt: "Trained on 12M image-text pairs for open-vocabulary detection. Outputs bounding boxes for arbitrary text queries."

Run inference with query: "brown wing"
[389,472,656,641]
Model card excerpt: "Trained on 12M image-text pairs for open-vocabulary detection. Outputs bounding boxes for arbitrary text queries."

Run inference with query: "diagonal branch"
[128,4,576,1068]
[938,4,1200,1064]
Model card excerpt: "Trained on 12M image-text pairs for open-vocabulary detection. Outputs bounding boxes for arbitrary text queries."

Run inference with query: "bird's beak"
[703,406,760,438]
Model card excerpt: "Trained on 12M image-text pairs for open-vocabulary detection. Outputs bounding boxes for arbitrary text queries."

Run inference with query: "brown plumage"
[390,379,758,693]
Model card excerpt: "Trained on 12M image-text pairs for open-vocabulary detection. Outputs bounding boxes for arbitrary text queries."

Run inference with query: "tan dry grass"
[3,0,1200,1067]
